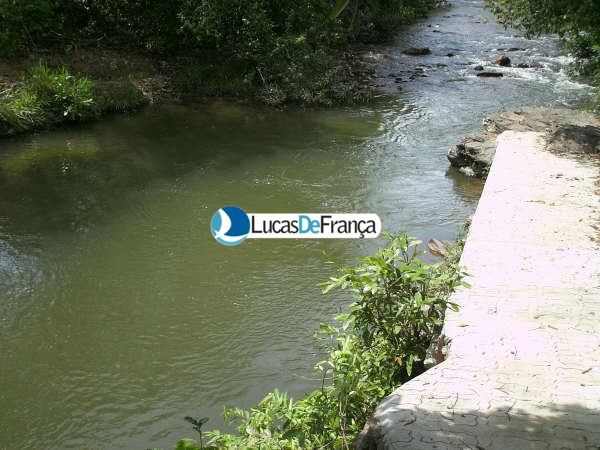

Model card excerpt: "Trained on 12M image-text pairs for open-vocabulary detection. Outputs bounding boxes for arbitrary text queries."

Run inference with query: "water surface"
[0,1,592,448]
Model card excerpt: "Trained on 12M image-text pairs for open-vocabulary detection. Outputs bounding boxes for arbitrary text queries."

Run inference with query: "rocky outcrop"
[447,108,600,177]
[447,131,496,177]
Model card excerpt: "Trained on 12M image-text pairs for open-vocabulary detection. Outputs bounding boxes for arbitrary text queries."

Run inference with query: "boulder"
[473,65,484,71]
[547,125,600,155]
[447,131,496,177]
[495,55,511,66]
[403,47,431,56]
[427,238,451,258]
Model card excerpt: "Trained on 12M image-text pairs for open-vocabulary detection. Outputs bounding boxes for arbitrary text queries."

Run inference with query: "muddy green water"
[0,1,593,448]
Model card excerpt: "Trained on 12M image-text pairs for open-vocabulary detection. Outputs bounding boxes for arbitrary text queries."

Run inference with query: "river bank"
[0,44,384,139]
[447,107,600,177]
[0,0,444,139]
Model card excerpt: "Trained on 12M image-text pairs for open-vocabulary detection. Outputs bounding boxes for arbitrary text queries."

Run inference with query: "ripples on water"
[0,1,594,448]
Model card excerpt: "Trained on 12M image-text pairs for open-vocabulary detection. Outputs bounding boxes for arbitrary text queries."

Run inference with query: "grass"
[0,62,146,137]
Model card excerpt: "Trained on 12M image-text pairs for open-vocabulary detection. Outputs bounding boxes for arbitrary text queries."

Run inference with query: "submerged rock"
[476,72,503,77]
[427,238,452,258]
[403,47,431,56]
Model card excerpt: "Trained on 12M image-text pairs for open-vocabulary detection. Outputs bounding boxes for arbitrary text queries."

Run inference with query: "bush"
[26,62,96,121]
[175,0,444,104]
[168,234,467,449]
[0,0,89,58]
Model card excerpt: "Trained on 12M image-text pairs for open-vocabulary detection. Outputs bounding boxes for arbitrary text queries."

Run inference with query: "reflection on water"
[0,1,593,449]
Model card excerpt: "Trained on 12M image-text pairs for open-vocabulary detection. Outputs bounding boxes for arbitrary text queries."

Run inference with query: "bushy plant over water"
[167,234,467,449]
[94,79,147,114]
[485,0,600,109]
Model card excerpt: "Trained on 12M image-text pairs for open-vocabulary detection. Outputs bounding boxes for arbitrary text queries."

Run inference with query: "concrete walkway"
[359,131,600,449]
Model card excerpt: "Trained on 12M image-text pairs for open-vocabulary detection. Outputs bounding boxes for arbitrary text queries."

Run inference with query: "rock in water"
[403,47,430,56]
[427,238,451,258]
[495,55,511,66]
[447,131,496,177]
[476,72,503,78]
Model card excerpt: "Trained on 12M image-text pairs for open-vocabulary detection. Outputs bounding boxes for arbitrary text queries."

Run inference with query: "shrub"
[0,0,89,58]
[168,234,467,449]
[26,62,96,121]
[0,63,142,135]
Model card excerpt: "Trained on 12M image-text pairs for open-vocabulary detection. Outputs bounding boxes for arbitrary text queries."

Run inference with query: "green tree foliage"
[486,0,600,104]
[485,0,600,38]
[0,0,443,105]
[167,234,467,449]
[86,0,184,53]
[0,0,89,57]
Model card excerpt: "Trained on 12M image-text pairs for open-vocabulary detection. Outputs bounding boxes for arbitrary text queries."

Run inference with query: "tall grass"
[0,62,146,136]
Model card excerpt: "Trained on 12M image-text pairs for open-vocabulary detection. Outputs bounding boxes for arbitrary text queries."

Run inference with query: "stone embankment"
[447,108,600,177]
[357,108,600,449]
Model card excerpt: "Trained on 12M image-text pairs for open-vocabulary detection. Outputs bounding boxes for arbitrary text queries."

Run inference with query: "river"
[0,1,593,449]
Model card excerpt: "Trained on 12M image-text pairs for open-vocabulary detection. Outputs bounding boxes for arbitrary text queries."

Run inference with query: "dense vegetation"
[486,0,600,107]
[0,0,442,107]
[0,62,145,135]
[161,234,467,449]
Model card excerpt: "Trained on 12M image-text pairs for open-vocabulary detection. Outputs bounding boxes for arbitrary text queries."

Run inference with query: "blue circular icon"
[211,206,250,246]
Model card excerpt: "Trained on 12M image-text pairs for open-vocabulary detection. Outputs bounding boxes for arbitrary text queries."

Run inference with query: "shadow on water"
[0,101,384,234]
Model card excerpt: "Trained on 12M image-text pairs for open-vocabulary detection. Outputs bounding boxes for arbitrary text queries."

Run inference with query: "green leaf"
[329,0,351,20]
